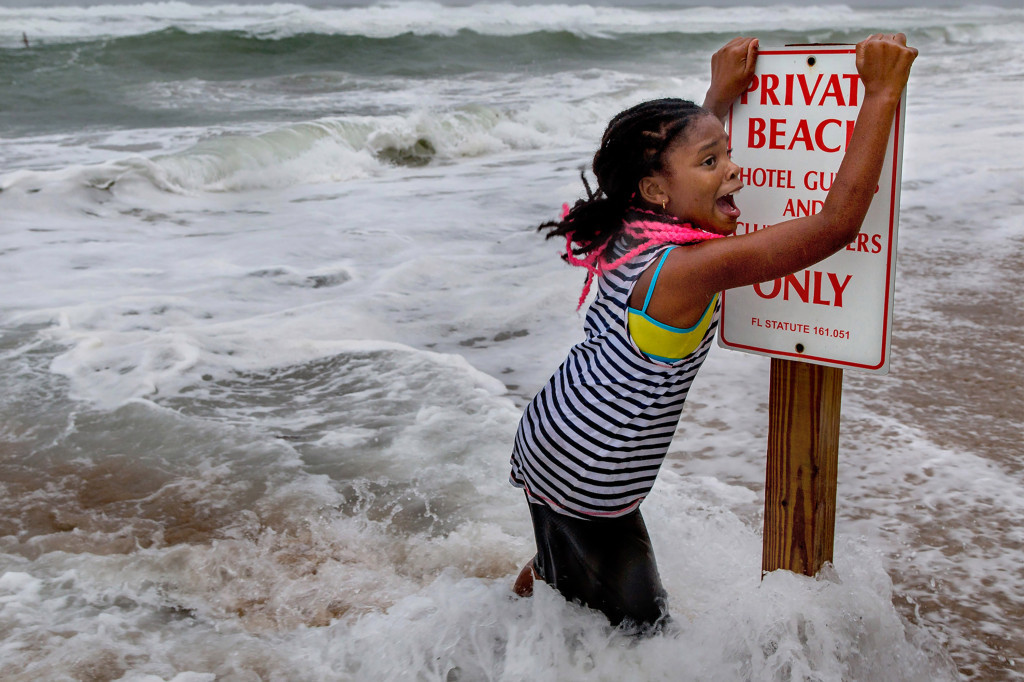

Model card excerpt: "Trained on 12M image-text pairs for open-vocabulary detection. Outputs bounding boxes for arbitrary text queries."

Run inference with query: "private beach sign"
[719,47,907,374]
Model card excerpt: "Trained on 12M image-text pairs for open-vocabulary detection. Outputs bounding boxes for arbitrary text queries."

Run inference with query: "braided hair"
[540,98,709,256]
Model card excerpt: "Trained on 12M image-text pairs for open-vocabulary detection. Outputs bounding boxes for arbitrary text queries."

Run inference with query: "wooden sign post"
[721,47,907,577]
[762,359,842,576]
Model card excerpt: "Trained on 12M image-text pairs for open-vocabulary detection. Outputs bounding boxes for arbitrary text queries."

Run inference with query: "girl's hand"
[856,33,917,100]
[703,37,759,120]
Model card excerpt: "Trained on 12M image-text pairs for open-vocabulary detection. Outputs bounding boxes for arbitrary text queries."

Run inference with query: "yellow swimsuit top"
[627,246,719,363]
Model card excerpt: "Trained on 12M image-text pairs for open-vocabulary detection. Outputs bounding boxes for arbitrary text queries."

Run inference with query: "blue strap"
[641,246,677,313]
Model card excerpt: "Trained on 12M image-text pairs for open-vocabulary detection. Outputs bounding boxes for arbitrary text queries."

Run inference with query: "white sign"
[718,47,906,374]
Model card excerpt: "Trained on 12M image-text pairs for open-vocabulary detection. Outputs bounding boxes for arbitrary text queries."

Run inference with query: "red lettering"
[798,73,824,105]
[781,198,821,217]
[748,117,766,148]
[845,234,885,254]
[754,279,781,299]
[828,273,852,307]
[738,72,860,108]
[769,118,786,149]
[804,171,834,192]
[762,73,781,105]
[741,168,795,189]
[847,233,868,253]
[753,270,852,307]
[843,74,861,106]
[820,73,846,106]
[745,118,851,153]
[815,119,842,153]
[784,272,809,303]
[813,271,830,305]
[788,119,813,151]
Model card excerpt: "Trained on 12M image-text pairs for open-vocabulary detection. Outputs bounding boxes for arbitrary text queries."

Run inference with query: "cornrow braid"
[538,98,708,259]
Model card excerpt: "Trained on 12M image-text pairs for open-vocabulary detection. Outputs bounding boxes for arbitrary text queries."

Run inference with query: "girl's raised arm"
[648,34,917,327]
[703,37,760,122]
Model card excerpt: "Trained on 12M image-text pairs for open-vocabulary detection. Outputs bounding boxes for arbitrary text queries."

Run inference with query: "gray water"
[1,2,1022,679]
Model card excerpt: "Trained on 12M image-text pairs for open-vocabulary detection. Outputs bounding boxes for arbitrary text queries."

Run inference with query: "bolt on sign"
[719,47,907,374]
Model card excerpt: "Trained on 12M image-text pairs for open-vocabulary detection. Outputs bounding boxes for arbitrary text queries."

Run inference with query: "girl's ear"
[638,176,666,207]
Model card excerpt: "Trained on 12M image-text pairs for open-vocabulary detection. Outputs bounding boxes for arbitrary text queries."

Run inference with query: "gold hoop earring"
[661,199,667,212]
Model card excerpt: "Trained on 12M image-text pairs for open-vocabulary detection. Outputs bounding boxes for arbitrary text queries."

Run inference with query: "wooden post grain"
[762,358,843,577]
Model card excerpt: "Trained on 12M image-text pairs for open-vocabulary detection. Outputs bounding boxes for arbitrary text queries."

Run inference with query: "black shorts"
[527,498,668,630]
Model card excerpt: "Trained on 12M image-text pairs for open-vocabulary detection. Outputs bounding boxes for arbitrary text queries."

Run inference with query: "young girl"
[509,34,917,630]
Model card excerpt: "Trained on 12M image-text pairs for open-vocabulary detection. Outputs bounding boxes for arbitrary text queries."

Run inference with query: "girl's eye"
[703,156,716,166]
[727,148,734,158]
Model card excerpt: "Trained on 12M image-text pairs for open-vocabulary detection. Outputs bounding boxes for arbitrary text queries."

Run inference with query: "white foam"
[0,491,954,681]
[0,107,567,194]
[0,571,43,601]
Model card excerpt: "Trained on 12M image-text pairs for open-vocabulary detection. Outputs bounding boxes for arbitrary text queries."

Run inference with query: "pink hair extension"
[564,209,724,310]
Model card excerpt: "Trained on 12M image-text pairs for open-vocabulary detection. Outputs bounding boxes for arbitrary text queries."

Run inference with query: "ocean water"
[1,2,1021,680]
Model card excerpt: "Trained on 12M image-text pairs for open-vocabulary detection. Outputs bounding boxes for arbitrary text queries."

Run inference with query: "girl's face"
[642,114,743,235]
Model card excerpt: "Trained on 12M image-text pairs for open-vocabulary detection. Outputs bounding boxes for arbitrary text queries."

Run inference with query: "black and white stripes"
[510,241,719,518]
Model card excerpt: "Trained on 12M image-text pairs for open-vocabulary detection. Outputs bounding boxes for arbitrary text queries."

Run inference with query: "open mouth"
[716,193,741,219]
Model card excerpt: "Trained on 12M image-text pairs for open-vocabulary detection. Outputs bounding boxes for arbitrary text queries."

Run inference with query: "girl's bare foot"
[513,561,536,597]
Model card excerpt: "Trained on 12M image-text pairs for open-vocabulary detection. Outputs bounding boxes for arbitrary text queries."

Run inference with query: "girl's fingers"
[856,32,917,93]
[746,38,759,71]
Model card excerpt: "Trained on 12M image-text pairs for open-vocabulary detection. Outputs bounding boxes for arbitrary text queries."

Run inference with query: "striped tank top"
[509,239,720,518]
